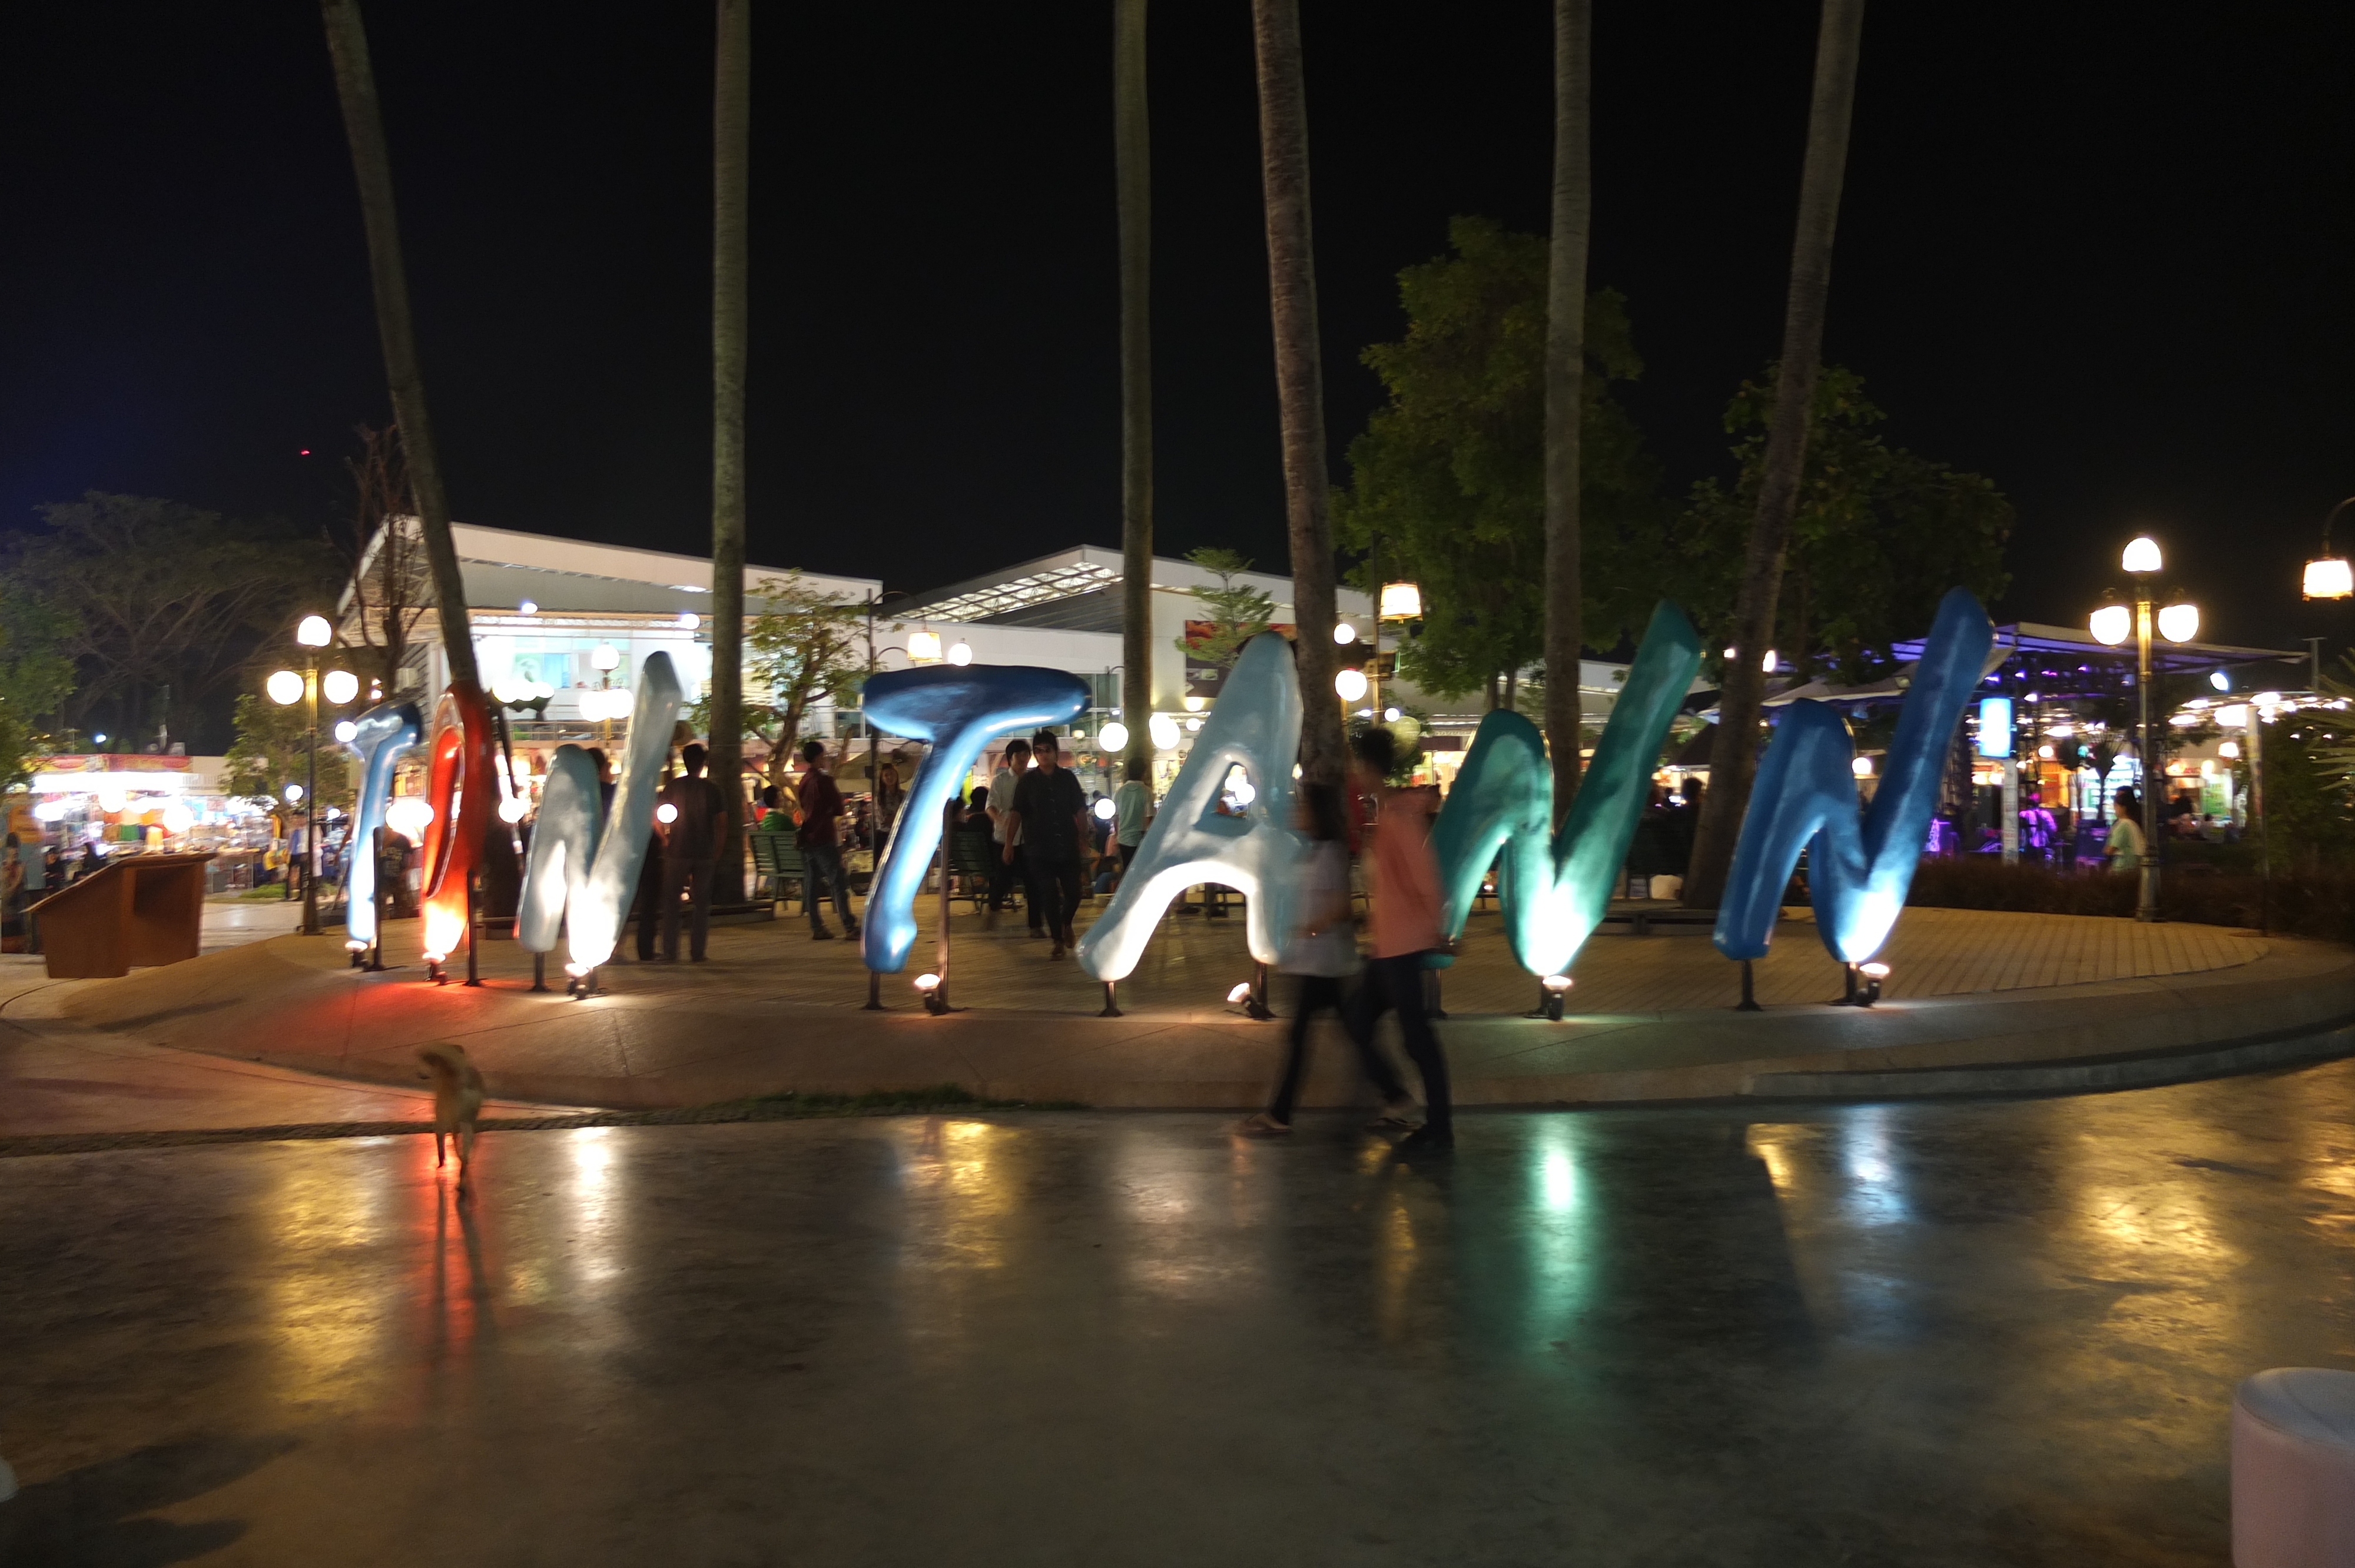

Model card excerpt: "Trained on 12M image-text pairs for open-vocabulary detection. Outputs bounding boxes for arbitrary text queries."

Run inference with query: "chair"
[946,829,997,913]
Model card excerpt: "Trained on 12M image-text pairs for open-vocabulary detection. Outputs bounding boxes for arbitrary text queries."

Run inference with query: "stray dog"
[416,1042,486,1191]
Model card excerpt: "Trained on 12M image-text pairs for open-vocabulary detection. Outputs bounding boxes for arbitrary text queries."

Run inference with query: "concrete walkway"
[5,898,2348,1121]
[8,1059,2355,1562]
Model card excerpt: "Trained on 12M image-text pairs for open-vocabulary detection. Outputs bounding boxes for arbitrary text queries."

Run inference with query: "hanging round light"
[265,669,304,706]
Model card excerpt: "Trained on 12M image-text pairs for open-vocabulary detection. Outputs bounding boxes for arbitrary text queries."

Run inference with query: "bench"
[946,830,999,913]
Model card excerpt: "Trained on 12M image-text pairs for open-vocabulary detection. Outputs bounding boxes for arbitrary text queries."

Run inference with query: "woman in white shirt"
[1240,782,1412,1137]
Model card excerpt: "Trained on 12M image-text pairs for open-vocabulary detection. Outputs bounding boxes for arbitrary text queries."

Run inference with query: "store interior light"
[2220,740,2241,759]
[1186,717,1202,732]
[518,599,539,615]
[1182,695,1208,713]
[295,614,333,648]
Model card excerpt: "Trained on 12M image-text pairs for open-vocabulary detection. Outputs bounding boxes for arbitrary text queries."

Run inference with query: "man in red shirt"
[794,739,859,941]
[1341,726,1452,1152]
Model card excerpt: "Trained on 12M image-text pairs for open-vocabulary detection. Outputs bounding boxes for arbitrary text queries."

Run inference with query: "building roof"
[893,543,1372,626]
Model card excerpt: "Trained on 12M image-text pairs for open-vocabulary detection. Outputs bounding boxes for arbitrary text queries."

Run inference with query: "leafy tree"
[9,493,336,751]
[1663,367,2012,682]
[719,573,870,788]
[225,692,354,812]
[1334,216,1662,704]
[1173,546,1276,677]
[0,584,77,788]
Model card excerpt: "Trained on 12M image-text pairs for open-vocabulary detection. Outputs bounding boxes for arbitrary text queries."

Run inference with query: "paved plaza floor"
[4,1057,2351,1563]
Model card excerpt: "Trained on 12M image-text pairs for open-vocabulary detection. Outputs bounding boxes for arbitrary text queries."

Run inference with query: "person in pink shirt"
[1342,727,1452,1153]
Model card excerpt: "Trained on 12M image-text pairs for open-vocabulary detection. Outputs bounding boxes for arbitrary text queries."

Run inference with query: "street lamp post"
[2089,537,2198,924]
[271,615,342,936]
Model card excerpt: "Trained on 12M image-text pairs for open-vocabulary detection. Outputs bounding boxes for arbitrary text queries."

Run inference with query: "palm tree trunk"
[709,0,752,901]
[319,0,477,689]
[1250,0,1341,786]
[1116,0,1155,782]
[1680,0,1867,909]
[1543,0,1592,822]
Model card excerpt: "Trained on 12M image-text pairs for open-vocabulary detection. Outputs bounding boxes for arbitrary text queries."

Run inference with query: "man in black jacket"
[656,743,728,962]
[1004,730,1089,959]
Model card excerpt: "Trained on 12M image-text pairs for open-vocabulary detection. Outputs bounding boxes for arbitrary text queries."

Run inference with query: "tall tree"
[1681,0,1868,909]
[709,0,752,900]
[1250,0,1341,786]
[1116,0,1155,782]
[1334,220,1658,705]
[1172,547,1277,679]
[319,0,477,689]
[1544,0,1593,819]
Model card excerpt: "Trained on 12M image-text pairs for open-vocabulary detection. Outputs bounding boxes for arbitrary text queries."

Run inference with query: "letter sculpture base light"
[1431,601,1703,977]
[343,700,422,952]
[1714,588,1995,965]
[1079,632,1306,982]
[515,652,685,972]
[860,665,1091,974]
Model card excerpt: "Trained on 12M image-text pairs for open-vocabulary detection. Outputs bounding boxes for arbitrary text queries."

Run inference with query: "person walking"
[1341,727,1453,1154]
[984,738,1034,933]
[795,739,859,941]
[1112,759,1153,883]
[1004,729,1087,959]
[1238,782,1418,1138]
[656,742,727,962]
[874,760,906,862]
[2104,787,2146,878]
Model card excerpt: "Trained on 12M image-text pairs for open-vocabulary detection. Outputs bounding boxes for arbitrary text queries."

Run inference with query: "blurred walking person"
[1342,727,1453,1153]
[1239,782,1414,1137]
[984,738,1035,932]
[1004,730,1087,959]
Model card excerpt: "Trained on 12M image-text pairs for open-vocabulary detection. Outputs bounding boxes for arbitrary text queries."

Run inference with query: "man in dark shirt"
[656,742,728,962]
[1004,729,1089,958]
[794,739,860,941]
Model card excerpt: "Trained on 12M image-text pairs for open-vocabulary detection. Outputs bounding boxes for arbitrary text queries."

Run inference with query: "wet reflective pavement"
[5,1058,2353,1565]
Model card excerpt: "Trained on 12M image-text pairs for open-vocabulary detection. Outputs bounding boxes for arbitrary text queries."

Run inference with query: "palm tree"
[1543,0,1592,818]
[1116,0,1155,782]
[709,0,752,901]
[318,0,477,689]
[1249,0,1342,785]
[1680,0,1868,909]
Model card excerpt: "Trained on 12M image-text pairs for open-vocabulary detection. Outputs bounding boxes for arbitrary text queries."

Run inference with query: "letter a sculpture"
[1079,632,1307,982]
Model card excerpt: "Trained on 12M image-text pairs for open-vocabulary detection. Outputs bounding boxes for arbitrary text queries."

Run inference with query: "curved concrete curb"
[7,925,2351,1110]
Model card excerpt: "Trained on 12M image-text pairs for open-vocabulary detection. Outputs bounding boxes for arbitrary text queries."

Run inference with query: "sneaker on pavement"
[1367,1099,1421,1130]
[1236,1113,1293,1138]
[1395,1127,1455,1155]
[811,927,835,941]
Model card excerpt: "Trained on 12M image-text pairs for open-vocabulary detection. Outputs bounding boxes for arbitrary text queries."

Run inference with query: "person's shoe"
[1028,927,1046,939]
[1049,942,1067,961]
[811,927,835,941]
[1367,1099,1421,1130]
[1236,1112,1292,1138]
[1395,1127,1454,1155]
[691,955,708,964]
[844,919,861,937]
[985,908,1000,931]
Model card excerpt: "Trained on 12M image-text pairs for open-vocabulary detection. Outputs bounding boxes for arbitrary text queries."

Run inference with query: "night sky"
[5,2,2354,656]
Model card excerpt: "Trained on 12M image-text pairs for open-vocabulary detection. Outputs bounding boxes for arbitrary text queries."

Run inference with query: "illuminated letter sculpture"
[861,665,1090,974]
[1431,601,1705,976]
[416,681,502,964]
[1713,588,1994,964]
[1078,632,1306,982]
[343,699,422,951]
[516,652,684,971]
